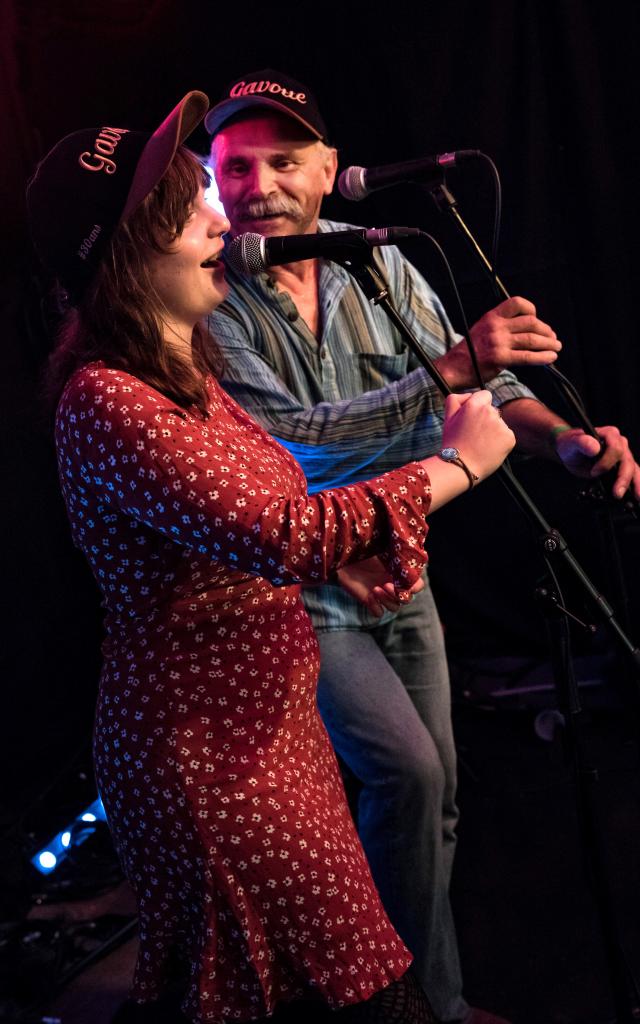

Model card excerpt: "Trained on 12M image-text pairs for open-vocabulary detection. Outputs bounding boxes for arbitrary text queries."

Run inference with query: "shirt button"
[320,348,327,359]
[287,310,298,322]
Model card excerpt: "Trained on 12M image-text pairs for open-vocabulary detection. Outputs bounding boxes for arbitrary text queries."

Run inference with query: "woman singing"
[26,91,514,1023]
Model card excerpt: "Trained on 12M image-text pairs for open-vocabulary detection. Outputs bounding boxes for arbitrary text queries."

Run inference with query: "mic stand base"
[537,582,640,1023]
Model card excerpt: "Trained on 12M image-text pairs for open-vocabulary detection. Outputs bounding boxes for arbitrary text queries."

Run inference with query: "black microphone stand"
[427,180,639,518]
[332,247,640,1024]
[425,177,639,664]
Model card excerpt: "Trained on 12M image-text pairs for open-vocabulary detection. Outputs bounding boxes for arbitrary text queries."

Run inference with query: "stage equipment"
[0,751,135,1023]
[337,150,481,201]
[31,797,107,876]
[226,226,421,275]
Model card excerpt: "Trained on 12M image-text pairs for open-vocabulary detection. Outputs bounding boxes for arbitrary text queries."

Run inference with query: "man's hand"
[555,426,640,499]
[336,557,425,617]
[436,296,562,390]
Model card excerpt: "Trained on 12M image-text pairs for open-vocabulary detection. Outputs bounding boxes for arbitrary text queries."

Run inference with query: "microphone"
[338,149,481,201]
[226,226,422,275]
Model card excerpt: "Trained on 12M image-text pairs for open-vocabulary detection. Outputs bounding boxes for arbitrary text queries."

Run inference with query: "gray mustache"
[238,197,302,219]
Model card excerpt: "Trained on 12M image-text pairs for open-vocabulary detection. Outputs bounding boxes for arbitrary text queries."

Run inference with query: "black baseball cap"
[205,69,329,143]
[26,90,209,296]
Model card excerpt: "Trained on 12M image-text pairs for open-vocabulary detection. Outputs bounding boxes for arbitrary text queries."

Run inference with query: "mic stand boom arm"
[339,250,640,1023]
[426,181,602,440]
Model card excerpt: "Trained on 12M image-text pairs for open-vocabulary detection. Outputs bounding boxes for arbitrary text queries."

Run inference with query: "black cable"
[414,230,486,391]
[543,361,590,417]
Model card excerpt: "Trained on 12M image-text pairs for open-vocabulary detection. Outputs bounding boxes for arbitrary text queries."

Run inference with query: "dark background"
[2,0,640,965]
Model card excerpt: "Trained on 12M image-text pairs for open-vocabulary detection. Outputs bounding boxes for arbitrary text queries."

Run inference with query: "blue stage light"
[32,796,108,875]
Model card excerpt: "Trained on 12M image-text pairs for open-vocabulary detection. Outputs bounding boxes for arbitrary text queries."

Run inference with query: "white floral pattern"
[55,365,431,1022]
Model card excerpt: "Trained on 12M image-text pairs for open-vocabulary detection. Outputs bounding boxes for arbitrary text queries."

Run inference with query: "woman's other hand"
[336,556,425,616]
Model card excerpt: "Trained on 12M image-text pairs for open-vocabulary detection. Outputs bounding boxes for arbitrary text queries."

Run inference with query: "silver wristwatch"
[437,447,480,490]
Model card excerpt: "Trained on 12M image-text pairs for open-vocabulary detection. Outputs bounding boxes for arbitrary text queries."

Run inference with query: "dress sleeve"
[57,368,431,596]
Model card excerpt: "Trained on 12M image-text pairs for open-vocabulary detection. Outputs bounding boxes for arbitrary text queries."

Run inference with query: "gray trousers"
[315,584,467,1023]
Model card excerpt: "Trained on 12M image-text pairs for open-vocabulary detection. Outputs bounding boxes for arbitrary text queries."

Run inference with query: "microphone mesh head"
[337,166,368,202]
[226,233,265,275]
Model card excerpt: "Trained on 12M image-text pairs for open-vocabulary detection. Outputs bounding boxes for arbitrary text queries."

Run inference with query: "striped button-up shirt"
[210,219,536,631]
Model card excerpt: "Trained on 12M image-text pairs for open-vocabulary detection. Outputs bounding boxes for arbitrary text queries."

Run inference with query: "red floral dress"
[55,364,431,1023]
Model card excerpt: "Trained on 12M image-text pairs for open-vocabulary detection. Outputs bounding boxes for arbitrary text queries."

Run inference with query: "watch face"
[440,447,459,460]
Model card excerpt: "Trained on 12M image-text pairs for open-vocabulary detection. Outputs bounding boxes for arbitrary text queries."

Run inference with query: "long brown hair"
[45,146,223,416]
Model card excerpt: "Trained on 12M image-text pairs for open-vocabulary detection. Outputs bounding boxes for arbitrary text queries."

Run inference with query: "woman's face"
[147,187,230,341]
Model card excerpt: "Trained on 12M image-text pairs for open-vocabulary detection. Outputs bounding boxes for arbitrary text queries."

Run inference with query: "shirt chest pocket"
[353,351,409,391]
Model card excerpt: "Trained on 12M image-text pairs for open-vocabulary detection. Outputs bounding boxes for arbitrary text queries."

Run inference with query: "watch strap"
[438,448,480,490]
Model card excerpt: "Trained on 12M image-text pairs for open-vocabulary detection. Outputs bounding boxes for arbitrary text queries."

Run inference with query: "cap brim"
[122,90,209,220]
[205,96,324,142]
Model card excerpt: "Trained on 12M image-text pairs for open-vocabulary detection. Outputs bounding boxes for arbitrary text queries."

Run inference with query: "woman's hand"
[420,390,516,512]
[336,556,425,617]
[441,390,515,481]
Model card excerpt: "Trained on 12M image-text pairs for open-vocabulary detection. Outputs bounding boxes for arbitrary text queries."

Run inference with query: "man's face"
[211,111,337,238]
